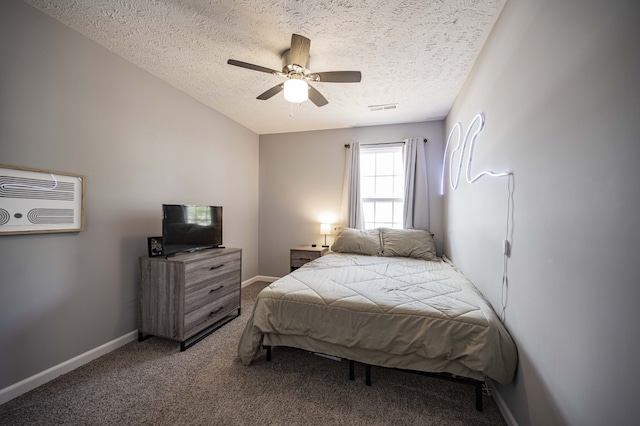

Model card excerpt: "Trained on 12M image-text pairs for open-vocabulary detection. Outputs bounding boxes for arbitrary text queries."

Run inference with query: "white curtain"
[341,142,363,229]
[403,138,429,229]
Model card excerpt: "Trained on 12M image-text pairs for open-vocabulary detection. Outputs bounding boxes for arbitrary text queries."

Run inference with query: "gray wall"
[0,0,259,389]
[445,0,640,425]
[258,121,444,277]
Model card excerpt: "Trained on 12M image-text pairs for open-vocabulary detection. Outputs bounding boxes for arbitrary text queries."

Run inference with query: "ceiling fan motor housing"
[282,49,309,75]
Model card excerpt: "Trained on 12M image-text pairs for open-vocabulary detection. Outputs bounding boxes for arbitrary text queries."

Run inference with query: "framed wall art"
[0,164,85,236]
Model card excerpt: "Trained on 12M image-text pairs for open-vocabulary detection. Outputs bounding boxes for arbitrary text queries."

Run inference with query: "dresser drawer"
[184,273,239,314]
[184,290,240,337]
[184,251,241,286]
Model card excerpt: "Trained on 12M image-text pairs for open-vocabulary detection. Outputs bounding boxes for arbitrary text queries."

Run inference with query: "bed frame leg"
[365,364,372,386]
[349,360,355,381]
[265,345,271,362]
[475,381,483,411]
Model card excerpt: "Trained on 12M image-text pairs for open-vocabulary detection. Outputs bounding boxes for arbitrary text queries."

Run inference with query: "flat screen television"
[162,204,222,256]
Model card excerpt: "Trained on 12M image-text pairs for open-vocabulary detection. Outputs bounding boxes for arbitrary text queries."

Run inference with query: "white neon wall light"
[440,112,513,321]
[444,121,463,191]
[441,112,510,195]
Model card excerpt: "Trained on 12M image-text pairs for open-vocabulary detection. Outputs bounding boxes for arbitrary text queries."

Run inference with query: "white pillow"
[380,228,437,261]
[331,227,382,256]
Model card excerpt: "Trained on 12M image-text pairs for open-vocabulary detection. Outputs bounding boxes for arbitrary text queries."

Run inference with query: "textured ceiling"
[22,0,506,135]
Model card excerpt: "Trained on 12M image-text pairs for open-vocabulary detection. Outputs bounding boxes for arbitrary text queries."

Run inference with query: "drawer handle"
[209,264,225,270]
[208,306,224,317]
[300,258,311,261]
[196,306,225,327]
[209,285,224,293]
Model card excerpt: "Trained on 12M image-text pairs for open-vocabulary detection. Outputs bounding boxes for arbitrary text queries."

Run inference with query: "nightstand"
[290,245,329,272]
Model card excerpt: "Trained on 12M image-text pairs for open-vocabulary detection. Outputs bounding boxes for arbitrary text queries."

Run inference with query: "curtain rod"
[344,139,427,148]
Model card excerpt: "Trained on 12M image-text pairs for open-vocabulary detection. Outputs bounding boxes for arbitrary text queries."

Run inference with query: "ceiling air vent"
[368,103,398,112]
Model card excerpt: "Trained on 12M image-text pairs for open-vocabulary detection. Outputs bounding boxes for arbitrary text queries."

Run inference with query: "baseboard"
[487,380,518,426]
[0,331,138,406]
[242,275,279,287]
[2,275,279,406]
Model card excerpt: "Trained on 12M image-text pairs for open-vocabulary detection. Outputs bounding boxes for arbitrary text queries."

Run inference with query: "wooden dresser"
[138,247,242,351]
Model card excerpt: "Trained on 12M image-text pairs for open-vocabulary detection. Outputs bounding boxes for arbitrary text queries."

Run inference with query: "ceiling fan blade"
[308,85,328,107]
[227,59,281,75]
[257,83,284,100]
[289,34,311,67]
[312,71,362,83]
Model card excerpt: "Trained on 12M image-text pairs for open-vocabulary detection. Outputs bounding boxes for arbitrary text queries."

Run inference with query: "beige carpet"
[0,282,506,425]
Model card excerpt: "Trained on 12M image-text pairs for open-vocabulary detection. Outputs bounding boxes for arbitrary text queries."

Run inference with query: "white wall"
[258,121,444,277]
[445,0,640,425]
[0,0,259,390]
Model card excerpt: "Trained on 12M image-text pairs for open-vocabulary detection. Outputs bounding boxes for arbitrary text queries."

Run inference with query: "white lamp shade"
[320,223,331,235]
[284,79,308,103]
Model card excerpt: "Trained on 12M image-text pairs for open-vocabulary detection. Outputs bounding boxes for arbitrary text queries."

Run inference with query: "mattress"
[238,253,517,384]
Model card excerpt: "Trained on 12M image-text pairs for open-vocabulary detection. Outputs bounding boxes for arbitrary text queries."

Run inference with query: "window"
[360,144,404,229]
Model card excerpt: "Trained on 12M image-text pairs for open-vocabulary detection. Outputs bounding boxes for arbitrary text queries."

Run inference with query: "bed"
[238,227,517,410]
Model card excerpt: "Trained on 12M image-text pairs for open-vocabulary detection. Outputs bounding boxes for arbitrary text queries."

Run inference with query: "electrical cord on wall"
[501,173,515,322]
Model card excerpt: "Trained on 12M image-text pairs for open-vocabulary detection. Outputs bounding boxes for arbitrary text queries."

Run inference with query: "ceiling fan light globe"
[284,79,308,103]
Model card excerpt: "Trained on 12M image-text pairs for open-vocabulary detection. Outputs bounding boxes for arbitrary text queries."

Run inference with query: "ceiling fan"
[227,34,361,107]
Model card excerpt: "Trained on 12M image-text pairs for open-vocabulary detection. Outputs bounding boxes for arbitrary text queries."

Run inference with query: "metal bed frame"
[264,345,484,411]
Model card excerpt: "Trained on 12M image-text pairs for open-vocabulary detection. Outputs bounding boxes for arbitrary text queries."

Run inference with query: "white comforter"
[238,253,517,384]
